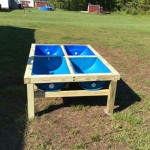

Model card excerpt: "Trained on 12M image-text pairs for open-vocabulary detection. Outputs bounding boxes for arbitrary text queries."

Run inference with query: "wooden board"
[35,89,109,98]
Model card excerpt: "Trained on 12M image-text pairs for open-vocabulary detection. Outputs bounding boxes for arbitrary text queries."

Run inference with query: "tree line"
[48,0,150,15]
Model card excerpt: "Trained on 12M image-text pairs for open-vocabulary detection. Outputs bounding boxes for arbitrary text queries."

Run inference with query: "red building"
[35,0,47,7]
[87,4,103,13]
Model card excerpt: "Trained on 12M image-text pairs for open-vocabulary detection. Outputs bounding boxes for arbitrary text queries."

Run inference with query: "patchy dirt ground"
[24,97,129,150]
[0,42,149,150]
[23,46,150,150]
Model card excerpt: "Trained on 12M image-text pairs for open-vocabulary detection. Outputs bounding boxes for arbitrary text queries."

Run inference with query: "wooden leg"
[27,84,35,119]
[104,80,117,115]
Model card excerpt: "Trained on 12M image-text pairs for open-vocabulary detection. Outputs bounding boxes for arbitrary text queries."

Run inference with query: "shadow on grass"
[37,79,141,116]
[0,26,35,149]
[0,9,14,12]
[114,79,141,112]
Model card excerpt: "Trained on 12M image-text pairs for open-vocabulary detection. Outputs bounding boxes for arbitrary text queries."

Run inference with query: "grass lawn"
[0,8,150,150]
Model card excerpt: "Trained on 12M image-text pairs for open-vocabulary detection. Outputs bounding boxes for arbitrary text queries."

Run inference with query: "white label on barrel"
[75,52,78,55]
[49,84,54,89]
[91,83,96,88]
[47,51,50,55]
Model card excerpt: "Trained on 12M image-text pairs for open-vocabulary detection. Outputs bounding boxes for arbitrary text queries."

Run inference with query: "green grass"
[71,104,86,111]
[72,141,87,149]
[68,127,80,138]
[0,8,150,150]
[113,113,143,125]
[91,133,101,142]
[110,126,150,150]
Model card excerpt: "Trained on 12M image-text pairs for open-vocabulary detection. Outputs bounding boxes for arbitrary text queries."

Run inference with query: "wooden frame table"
[24,44,120,119]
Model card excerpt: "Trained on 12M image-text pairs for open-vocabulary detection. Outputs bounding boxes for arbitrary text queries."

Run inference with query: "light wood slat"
[35,89,109,98]
[34,44,87,46]
[104,80,117,115]
[29,74,119,84]
[61,45,74,74]
[24,44,35,83]
[27,84,35,119]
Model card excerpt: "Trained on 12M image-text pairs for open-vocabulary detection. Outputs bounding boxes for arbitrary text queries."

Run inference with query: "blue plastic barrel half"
[36,83,66,91]
[35,45,64,56]
[64,45,95,56]
[70,57,111,74]
[70,57,111,90]
[79,81,107,90]
[32,57,70,91]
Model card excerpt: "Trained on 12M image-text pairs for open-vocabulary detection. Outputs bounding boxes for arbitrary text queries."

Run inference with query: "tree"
[49,0,150,14]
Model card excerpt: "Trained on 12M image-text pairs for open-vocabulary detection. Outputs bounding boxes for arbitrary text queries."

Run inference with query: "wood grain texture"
[27,84,35,119]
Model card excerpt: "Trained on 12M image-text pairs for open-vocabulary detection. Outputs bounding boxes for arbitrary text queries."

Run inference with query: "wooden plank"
[68,55,97,58]
[34,44,87,46]
[87,45,120,76]
[24,56,34,83]
[61,44,68,56]
[29,73,120,84]
[61,45,74,74]
[27,84,35,119]
[104,80,117,115]
[31,43,37,48]
[29,44,35,56]
[24,56,33,79]
[35,89,109,98]
[24,44,35,84]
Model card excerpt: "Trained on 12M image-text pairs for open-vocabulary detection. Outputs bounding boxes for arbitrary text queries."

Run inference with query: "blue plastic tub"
[39,6,53,11]
[35,83,66,91]
[32,57,70,91]
[69,57,111,74]
[69,57,111,90]
[79,81,107,90]
[64,45,95,56]
[35,45,64,56]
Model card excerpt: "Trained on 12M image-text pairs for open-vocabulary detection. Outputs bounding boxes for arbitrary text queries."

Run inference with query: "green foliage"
[72,141,87,149]
[120,0,150,15]
[47,0,56,9]
[111,127,150,150]
[113,113,143,125]
[126,7,138,15]
[71,104,86,111]
[91,133,101,142]
[48,0,150,15]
